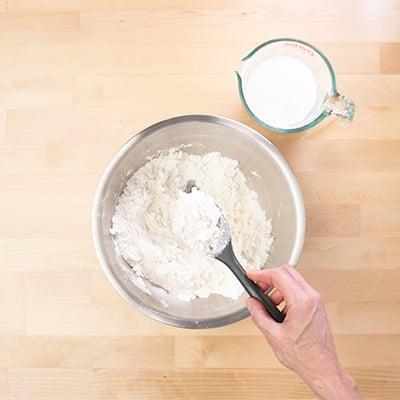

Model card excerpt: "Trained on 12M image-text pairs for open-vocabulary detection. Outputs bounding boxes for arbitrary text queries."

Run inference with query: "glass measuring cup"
[236,38,355,133]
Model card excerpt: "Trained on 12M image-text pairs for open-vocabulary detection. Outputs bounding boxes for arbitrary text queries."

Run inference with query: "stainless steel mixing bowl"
[92,115,305,329]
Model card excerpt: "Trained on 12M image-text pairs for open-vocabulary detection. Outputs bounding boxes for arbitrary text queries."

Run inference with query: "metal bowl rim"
[91,114,306,329]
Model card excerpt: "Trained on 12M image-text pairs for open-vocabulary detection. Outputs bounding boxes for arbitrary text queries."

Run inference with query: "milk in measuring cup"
[243,55,318,129]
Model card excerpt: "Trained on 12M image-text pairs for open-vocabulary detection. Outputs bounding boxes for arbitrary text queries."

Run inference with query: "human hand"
[246,265,362,400]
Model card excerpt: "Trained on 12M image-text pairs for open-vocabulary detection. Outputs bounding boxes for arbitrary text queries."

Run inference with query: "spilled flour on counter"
[110,150,273,301]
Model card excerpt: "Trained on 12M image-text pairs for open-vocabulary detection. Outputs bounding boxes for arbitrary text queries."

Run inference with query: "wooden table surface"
[1,1,399,399]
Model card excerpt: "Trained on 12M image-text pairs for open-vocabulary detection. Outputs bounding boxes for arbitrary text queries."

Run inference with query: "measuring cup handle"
[326,91,356,124]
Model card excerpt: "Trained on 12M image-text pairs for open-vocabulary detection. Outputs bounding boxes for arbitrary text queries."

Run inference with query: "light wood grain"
[297,172,400,205]
[0,369,7,400]
[0,110,6,143]
[381,43,400,73]
[0,336,175,368]
[0,305,24,335]
[6,367,317,400]
[0,240,6,269]
[301,237,397,270]
[0,77,73,107]
[5,238,98,271]
[0,0,399,399]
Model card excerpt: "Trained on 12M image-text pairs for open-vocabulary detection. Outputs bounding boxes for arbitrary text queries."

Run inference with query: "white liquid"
[243,55,318,129]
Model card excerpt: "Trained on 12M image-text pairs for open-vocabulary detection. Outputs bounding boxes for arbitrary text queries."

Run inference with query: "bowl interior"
[92,115,305,328]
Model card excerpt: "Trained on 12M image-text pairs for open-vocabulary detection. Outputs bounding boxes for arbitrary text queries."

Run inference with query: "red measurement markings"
[284,42,315,56]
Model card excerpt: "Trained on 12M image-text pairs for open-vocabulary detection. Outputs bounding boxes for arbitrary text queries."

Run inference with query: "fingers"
[249,279,270,292]
[246,269,284,305]
[246,265,310,306]
[268,287,284,306]
[246,297,281,341]
[246,265,297,303]
[246,268,274,287]
[246,268,284,307]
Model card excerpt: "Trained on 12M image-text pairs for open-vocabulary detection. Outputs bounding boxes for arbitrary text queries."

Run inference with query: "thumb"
[246,297,281,342]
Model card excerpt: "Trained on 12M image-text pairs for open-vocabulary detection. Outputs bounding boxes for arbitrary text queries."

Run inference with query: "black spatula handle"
[216,243,285,323]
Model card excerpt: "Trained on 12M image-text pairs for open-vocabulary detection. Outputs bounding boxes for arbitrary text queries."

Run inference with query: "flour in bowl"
[110,150,274,301]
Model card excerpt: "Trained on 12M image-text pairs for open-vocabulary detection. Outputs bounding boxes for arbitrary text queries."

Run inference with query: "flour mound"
[172,187,224,256]
[111,150,274,301]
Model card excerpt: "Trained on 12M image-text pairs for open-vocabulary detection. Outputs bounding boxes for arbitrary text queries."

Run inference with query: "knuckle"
[302,288,324,311]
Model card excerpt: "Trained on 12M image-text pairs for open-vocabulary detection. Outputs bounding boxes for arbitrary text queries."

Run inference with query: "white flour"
[172,187,226,256]
[244,55,318,128]
[111,150,273,301]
